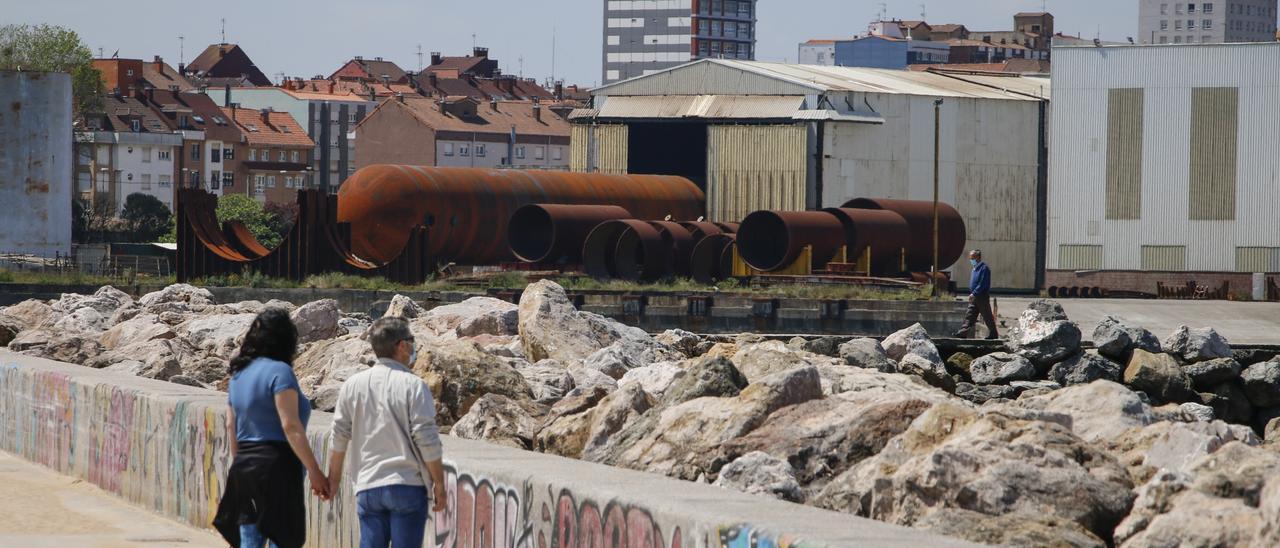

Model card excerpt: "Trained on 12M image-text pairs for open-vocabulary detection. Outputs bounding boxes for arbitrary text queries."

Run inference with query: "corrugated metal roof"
[596,95,805,119]
[592,59,1046,102]
[790,109,885,124]
[567,108,600,120]
[927,72,1051,100]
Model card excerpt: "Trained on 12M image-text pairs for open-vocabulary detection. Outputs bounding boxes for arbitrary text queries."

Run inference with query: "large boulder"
[9,329,103,364]
[412,338,534,425]
[51,286,133,317]
[654,329,702,358]
[51,307,110,334]
[290,299,344,344]
[1240,361,1280,407]
[177,314,256,360]
[88,338,190,380]
[1164,326,1232,364]
[816,366,944,398]
[293,334,378,411]
[968,352,1036,385]
[897,354,954,392]
[1093,316,1161,362]
[713,451,803,503]
[1207,380,1254,425]
[0,299,56,331]
[1006,300,1082,368]
[515,360,577,404]
[917,508,1106,548]
[619,362,686,400]
[383,294,424,319]
[1124,349,1197,403]
[1107,420,1258,485]
[955,382,1021,404]
[881,323,942,365]
[813,402,1135,542]
[731,340,836,383]
[1007,380,1155,443]
[518,280,650,365]
[533,386,612,458]
[451,394,540,449]
[582,338,682,379]
[612,366,823,480]
[99,314,175,350]
[1048,351,1122,386]
[716,388,943,492]
[1114,443,1280,547]
[1183,357,1243,391]
[417,297,518,338]
[138,284,213,309]
[579,383,654,462]
[0,315,21,347]
[839,337,896,373]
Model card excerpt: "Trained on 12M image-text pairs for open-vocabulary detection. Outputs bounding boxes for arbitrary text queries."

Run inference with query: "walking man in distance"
[328,316,447,548]
[953,249,999,339]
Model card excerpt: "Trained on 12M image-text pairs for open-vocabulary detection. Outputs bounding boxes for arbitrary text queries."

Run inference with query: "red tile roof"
[143,58,195,92]
[185,44,271,86]
[329,58,409,84]
[361,96,568,138]
[220,107,314,147]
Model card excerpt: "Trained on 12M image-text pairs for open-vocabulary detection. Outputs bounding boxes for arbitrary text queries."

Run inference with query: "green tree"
[216,195,283,249]
[0,24,104,114]
[120,193,172,242]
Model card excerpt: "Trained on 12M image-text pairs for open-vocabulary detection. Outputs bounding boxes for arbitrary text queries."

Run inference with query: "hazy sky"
[10,0,1137,87]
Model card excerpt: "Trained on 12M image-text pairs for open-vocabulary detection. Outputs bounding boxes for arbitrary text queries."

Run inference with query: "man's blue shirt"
[970,261,991,296]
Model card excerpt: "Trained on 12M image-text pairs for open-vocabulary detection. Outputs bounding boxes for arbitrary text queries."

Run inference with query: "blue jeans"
[239,523,278,548]
[357,484,430,548]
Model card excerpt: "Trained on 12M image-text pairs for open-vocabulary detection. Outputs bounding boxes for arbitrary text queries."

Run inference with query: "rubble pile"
[5,282,1280,546]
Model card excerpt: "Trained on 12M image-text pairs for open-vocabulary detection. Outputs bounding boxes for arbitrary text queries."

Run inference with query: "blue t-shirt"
[228,357,311,442]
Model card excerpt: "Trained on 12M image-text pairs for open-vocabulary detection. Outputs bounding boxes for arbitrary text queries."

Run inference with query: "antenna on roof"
[920,3,926,20]
[518,56,524,78]
[178,35,184,65]
[220,18,226,44]
[472,34,477,50]
[877,2,887,21]
[551,26,557,89]
[417,44,424,71]
[98,47,104,59]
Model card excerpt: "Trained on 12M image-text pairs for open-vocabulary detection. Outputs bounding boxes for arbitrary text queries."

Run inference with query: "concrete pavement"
[0,451,223,548]
[996,297,1280,345]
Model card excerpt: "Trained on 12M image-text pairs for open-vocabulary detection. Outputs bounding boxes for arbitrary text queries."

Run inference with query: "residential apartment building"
[798,39,837,65]
[75,94,184,212]
[330,56,410,84]
[142,89,245,195]
[220,106,315,205]
[1139,1,1277,44]
[602,0,758,84]
[834,35,951,69]
[354,96,570,170]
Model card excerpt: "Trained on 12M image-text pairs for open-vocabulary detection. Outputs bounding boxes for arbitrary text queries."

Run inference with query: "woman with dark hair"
[214,308,330,548]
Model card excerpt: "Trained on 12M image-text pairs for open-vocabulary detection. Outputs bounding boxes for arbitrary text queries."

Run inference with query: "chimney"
[260,108,271,124]
[381,74,391,88]
[154,55,164,75]
[554,82,564,100]
[473,47,488,58]
[490,98,498,111]
[499,77,514,94]
[396,92,405,103]
[375,56,383,61]
[178,62,185,75]
[437,98,445,114]
[532,98,541,122]
[406,71,417,90]
[230,103,238,121]
[224,84,232,107]
[354,55,363,60]
[328,80,336,94]
[430,52,442,66]
[145,86,155,104]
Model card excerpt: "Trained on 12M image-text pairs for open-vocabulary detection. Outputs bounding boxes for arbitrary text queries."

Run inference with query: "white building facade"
[1138,0,1278,44]
[77,132,185,212]
[1047,44,1280,295]
[797,40,837,65]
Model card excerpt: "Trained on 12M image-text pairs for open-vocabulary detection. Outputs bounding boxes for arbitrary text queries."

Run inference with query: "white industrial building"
[1048,43,1280,297]
[571,59,1049,290]
[1,70,72,256]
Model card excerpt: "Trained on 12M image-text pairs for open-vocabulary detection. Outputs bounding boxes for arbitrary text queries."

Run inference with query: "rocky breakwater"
[5,285,1280,547]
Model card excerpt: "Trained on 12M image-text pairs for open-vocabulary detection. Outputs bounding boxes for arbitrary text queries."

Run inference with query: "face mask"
[969,259,978,266]
[407,346,418,365]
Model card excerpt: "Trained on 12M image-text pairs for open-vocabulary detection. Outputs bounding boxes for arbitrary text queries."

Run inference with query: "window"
[699,20,709,35]
[140,173,152,190]
[475,144,485,157]
[1160,35,1169,43]
[1203,2,1213,13]
[210,171,220,190]
[515,146,525,160]
[189,170,200,186]
[159,175,171,188]
[1188,3,1196,13]
[190,143,201,161]
[534,146,545,160]
[552,147,562,161]
[224,147,234,160]
[131,119,141,132]
[279,151,287,162]
[254,175,265,193]
[285,176,294,189]
[607,35,621,46]
[211,147,221,163]
[158,149,171,161]
[249,149,257,161]
[347,113,356,124]
[267,175,277,188]
[442,143,454,156]
[1176,20,1183,29]
[460,144,470,157]
[291,150,299,163]
[1188,19,1197,29]
[222,172,233,188]
[1161,3,1169,14]
[1174,35,1183,42]
[1175,3,1183,13]
[141,146,152,163]
[1204,19,1213,29]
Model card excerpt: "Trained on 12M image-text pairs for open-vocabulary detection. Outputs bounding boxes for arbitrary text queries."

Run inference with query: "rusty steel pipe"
[823,208,911,274]
[691,233,736,284]
[507,204,632,264]
[584,220,649,279]
[612,222,673,282]
[649,221,696,277]
[715,222,741,234]
[679,221,725,243]
[842,198,966,272]
[735,210,847,272]
[338,166,705,265]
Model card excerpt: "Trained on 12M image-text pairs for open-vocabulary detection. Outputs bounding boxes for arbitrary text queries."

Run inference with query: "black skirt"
[213,441,306,548]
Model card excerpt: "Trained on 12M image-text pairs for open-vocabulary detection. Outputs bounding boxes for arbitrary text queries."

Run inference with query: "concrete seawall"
[0,351,971,547]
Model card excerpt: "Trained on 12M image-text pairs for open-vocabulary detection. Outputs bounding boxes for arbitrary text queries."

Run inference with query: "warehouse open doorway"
[626,122,708,191]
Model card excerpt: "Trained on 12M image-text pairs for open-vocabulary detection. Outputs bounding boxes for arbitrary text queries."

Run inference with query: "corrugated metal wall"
[1049,45,1280,273]
[570,124,629,174]
[706,124,808,222]
[1188,87,1238,221]
[1059,244,1103,270]
[1236,247,1280,273]
[1142,245,1187,270]
[1105,88,1143,220]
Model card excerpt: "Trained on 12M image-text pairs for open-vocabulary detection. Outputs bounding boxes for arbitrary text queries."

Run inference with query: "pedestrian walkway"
[0,451,223,548]
[997,297,1280,345]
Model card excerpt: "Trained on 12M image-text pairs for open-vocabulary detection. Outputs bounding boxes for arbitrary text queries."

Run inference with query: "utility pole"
[178,36,184,65]
[417,44,424,71]
[551,26,557,86]
[221,18,226,44]
[932,98,943,297]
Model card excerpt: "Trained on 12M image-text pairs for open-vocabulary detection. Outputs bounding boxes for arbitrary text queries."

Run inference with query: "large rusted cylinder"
[612,222,672,282]
[842,198,966,271]
[691,233,736,284]
[823,208,911,274]
[649,221,696,277]
[584,219,654,279]
[507,204,632,264]
[338,166,705,265]
[680,221,725,243]
[735,210,846,272]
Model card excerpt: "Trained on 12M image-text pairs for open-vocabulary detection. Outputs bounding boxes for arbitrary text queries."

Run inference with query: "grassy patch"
[0,267,172,287]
